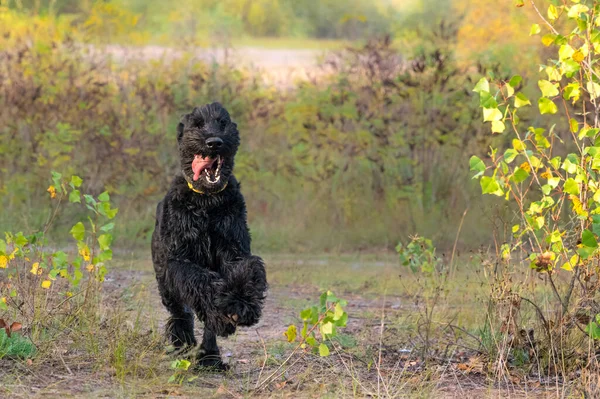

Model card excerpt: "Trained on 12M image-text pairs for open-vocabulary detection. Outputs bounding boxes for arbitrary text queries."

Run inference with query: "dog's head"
[177,103,239,195]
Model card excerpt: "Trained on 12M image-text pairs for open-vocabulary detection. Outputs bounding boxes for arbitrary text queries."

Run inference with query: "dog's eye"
[219,119,227,130]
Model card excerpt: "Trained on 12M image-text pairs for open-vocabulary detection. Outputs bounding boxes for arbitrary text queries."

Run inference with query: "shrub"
[0,172,117,352]
[470,0,600,383]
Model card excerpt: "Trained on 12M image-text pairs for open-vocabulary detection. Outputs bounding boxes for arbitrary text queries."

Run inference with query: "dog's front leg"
[217,255,268,328]
[195,328,229,371]
[165,260,237,338]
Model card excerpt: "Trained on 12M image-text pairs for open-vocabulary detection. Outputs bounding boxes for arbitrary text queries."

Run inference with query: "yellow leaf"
[47,185,57,199]
[41,280,51,289]
[30,262,42,275]
[79,245,91,262]
[284,325,297,343]
[519,162,531,173]
[0,255,7,269]
[86,264,95,272]
[573,50,585,63]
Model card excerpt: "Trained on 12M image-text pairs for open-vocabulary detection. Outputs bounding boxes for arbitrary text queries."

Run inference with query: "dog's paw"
[194,352,230,372]
[217,292,263,327]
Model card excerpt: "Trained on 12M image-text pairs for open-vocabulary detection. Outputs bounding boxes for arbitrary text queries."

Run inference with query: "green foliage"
[284,291,348,357]
[0,329,36,359]
[396,235,440,274]
[168,359,197,384]
[0,8,497,251]
[0,171,118,354]
[471,0,600,372]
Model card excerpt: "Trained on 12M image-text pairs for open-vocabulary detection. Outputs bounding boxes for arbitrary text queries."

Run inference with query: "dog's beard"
[192,154,224,184]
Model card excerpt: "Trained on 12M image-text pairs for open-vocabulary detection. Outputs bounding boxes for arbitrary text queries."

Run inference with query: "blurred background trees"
[0,0,549,252]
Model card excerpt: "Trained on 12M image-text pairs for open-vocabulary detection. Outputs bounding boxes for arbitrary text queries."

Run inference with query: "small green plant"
[0,321,35,359]
[396,235,441,273]
[0,171,118,350]
[168,359,197,384]
[284,290,348,357]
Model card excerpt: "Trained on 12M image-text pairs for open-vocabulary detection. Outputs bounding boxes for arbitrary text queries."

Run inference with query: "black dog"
[151,102,267,370]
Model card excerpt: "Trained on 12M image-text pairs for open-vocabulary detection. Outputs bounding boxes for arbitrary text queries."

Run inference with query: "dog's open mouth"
[192,155,224,184]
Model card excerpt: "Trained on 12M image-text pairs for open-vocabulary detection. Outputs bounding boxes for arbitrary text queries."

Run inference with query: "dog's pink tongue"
[192,155,213,181]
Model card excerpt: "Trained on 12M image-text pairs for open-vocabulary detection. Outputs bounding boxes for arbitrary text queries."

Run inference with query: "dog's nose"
[205,137,223,149]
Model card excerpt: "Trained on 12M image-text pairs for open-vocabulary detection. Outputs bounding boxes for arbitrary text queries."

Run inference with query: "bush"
[471,0,600,386]
[0,172,117,355]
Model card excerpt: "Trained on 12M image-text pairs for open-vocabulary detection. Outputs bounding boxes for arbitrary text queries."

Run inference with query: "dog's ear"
[177,122,184,142]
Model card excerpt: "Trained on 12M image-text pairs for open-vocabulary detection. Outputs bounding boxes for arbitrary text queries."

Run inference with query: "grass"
[0,251,580,397]
[0,331,36,359]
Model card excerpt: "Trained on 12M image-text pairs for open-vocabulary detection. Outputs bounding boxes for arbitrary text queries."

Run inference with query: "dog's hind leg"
[161,288,197,351]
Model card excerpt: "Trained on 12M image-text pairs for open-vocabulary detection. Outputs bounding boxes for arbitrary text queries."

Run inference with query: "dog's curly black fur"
[151,102,268,370]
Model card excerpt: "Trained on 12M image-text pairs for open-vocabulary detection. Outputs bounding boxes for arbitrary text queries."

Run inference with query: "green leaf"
[542,184,552,195]
[98,191,110,202]
[588,81,600,100]
[530,24,540,36]
[98,249,112,262]
[585,321,600,340]
[564,82,581,101]
[483,107,503,122]
[300,308,312,321]
[512,167,529,183]
[333,303,344,320]
[14,232,28,247]
[99,202,118,219]
[321,321,334,336]
[84,194,96,205]
[514,92,531,108]
[480,176,503,196]
[562,156,578,174]
[51,171,63,193]
[504,149,518,164]
[570,118,579,133]
[548,4,559,21]
[335,312,348,327]
[582,229,598,248]
[98,234,112,251]
[512,139,526,152]
[100,223,115,232]
[69,189,81,203]
[473,77,490,93]
[538,80,559,97]
[469,155,485,178]
[579,246,596,259]
[539,97,558,114]
[564,178,580,195]
[70,175,83,188]
[509,75,522,87]
[568,4,589,19]
[70,222,85,241]
[319,343,330,357]
[491,120,505,133]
